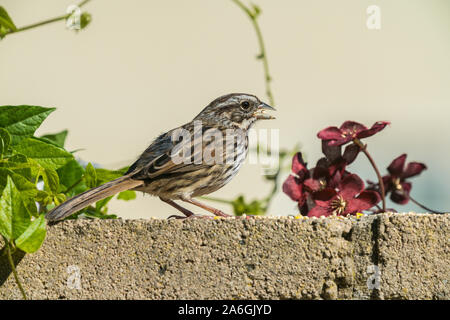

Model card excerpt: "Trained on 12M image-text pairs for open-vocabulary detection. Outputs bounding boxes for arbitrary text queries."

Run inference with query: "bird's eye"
[241,101,250,110]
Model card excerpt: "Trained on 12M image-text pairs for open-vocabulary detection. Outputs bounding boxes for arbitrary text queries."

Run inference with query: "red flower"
[282,146,363,216]
[282,152,310,207]
[382,154,427,204]
[308,174,380,217]
[303,142,359,193]
[318,141,360,177]
[318,121,390,146]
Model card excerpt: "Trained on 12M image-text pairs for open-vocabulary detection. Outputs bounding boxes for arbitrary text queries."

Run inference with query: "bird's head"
[194,93,275,129]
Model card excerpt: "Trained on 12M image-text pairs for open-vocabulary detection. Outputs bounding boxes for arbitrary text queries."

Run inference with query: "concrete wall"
[0,213,448,299]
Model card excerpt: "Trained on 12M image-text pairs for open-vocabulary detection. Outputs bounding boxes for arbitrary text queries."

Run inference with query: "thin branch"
[4,0,91,36]
[260,171,281,211]
[354,139,386,212]
[200,196,233,204]
[204,2,277,215]
[409,195,446,215]
[231,0,274,106]
[4,239,28,300]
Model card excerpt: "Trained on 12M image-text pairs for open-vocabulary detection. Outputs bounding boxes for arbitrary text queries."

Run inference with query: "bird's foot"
[212,209,231,218]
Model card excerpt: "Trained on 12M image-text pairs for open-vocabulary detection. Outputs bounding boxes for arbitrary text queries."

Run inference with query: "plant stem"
[231,0,274,106]
[200,196,233,204]
[353,139,386,212]
[205,1,278,215]
[261,171,282,212]
[5,0,91,36]
[4,239,27,300]
[409,195,445,214]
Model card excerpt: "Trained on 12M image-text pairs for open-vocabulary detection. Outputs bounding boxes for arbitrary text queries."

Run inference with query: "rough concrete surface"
[0,213,448,300]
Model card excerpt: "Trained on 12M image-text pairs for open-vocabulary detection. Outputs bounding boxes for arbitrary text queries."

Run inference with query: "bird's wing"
[129,123,231,181]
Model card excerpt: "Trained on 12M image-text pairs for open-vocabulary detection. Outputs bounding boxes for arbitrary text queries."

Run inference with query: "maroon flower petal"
[304,178,321,192]
[321,140,342,162]
[402,162,427,179]
[282,175,303,201]
[308,205,331,217]
[315,157,329,168]
[313,188,336,207]
[357,121,390,139]
[340,121,367,133]
[328,159,346,177]
[390,182,412,205]
[317,126,343,141]
[381,175,391,190]
[338,174,365,199]
[345,190,381,214]
[297,193,308,207]
[313,160,330,180]
[328,170,343,189]
[342,143,360,164]
[291,152,308,178]
[298,201,310,216]
[327,137,352,147]
[387,154,406,176]
[401,181,412,193]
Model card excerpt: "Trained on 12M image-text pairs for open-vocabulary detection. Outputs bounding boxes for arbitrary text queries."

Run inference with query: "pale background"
[1,0,449,218]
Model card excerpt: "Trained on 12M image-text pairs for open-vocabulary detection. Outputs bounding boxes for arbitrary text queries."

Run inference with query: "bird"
[45,93,275,221]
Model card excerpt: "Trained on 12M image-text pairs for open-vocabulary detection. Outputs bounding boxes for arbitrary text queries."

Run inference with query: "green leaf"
[117,190,136,201]
[0,128,11,156]
[53,193,66,206]
[36,190,52,207]
[0,105,55,145]
[15,214,46,253]
[13,138,73,170]
[231,195,266,216]
[80,12,92,29]
[0,7,16,29]
[95,168,124,184]
[0,176,31,242]
[22,197,38,218]
[95,195,113,213]
[0,6,16,39]
[57,159,85,193]
[85,205,117,220]
[40,130,68,148]
[0,176,13,240]
[42,167,60,194]
[0,168,37,199]
[65,197,117,220]
[0,155,36,181]
[84,163,97,188]
[8,153,27,163]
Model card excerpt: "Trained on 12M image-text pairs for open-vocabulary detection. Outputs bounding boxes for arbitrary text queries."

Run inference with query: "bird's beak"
[254,102,276,120]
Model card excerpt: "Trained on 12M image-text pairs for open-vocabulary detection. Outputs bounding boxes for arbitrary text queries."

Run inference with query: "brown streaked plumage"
[45,93,275,221]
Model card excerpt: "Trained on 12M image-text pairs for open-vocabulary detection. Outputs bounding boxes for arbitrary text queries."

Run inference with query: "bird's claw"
[213,210,231,218]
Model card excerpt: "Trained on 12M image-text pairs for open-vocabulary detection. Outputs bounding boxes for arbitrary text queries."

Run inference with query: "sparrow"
[45,93,275,221]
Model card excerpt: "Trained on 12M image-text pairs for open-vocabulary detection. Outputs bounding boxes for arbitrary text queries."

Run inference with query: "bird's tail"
[45,175,143,221]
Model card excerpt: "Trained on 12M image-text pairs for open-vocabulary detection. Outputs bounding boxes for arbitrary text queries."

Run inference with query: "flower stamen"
[330,195,347,215]
[393,177,402,190]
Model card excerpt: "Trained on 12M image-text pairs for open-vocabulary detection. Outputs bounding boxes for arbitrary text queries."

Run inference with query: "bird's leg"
[160,197,212,220]
[181,197,231,218]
